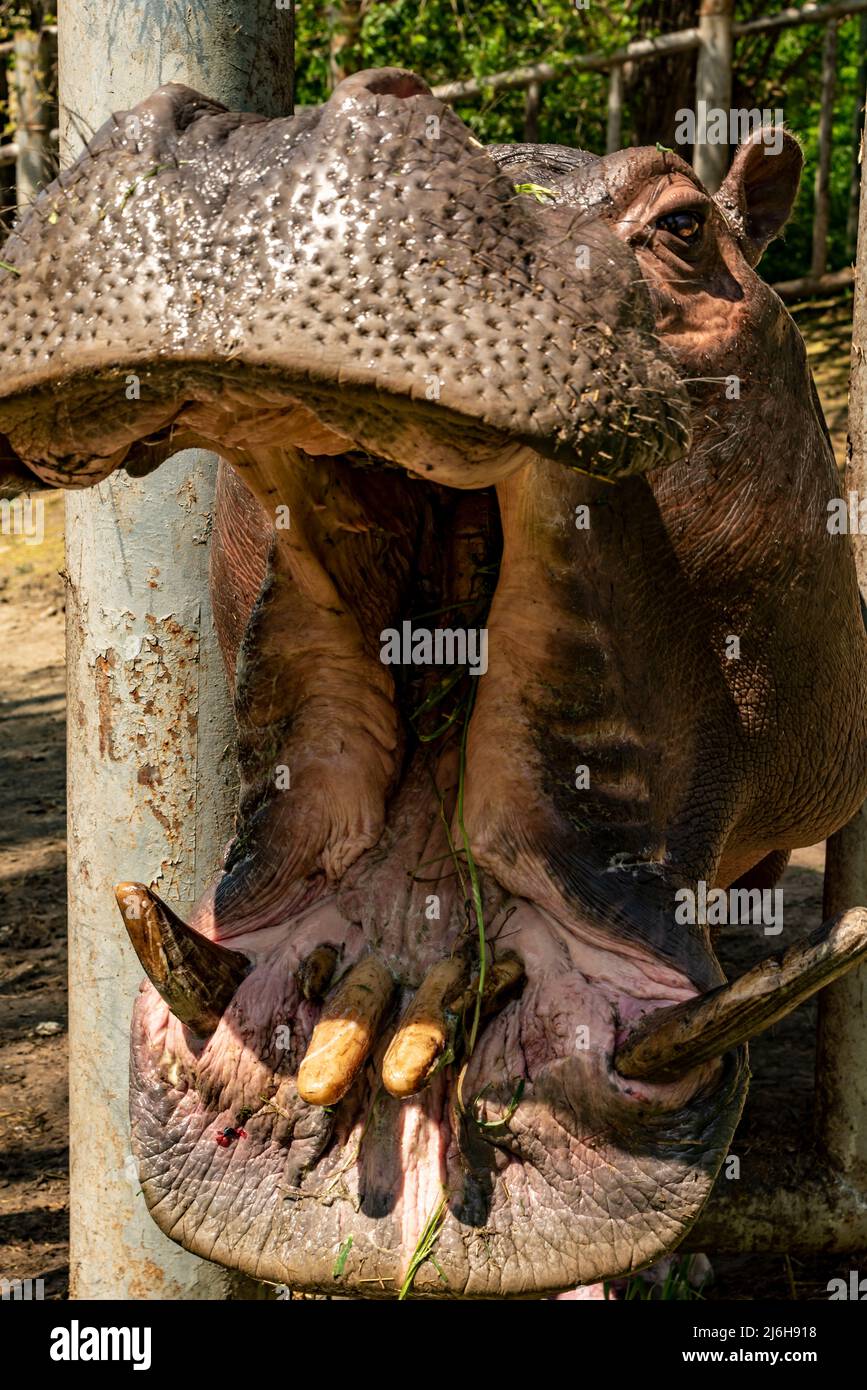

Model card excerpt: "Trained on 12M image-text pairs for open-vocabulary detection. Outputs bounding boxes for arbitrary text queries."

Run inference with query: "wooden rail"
[431,0,867,102]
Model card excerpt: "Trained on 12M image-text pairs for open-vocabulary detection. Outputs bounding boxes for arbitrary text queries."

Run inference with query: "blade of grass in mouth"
[398,1191,449,1300]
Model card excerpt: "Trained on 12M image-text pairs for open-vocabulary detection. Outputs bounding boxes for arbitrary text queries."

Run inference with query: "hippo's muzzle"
[0,70,688,490]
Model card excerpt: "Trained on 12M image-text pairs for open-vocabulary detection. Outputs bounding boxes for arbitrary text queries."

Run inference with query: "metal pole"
[61,0,293,1300]
[693,0,734,193]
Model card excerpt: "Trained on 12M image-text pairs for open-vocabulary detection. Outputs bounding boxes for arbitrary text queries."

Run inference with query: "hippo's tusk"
[114,882,252,1038]
[381,956,469,1099]
[297,954,395,1106]
[615,907,867,1084]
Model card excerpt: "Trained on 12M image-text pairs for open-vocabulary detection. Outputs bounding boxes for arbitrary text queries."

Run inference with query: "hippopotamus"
[2,67,866,1300]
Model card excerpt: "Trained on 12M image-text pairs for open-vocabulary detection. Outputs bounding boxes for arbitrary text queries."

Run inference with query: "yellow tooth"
[297,954,394,1107]
[382,957,468,1099]
[446,952,526,1024]
[297,944,339,1001]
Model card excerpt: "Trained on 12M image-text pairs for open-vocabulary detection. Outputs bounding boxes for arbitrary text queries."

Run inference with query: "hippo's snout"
[0,68,689,491]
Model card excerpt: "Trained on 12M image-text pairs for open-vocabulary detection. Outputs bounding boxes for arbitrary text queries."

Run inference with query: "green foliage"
[740,15,866,279]
[296,1,867,280]
[296,1,629,150]
[0,2,52,40]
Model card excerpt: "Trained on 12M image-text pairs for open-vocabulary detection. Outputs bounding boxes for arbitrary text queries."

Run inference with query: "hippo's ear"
[716,129,802,267]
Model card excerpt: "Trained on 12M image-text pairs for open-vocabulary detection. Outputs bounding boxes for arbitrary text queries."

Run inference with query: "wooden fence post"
[812,20,840,278]
[847,14,867,257]
[0,53,14,231]
[524,79,542,142]
[328,0,364,89]
[13,28,56,211]
[606,64,624,153]
[693,0,734,192]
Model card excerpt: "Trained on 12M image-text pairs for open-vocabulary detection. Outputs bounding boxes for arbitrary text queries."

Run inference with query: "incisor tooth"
[446,952,526,1024]
[616,907,867,1084]
[297,944,339,1001]
[297,954,394,1106]
[382,956,469,1099]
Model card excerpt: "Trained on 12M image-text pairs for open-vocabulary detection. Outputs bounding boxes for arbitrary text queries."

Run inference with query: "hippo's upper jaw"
[4,69,867,1299]
[0,72,688,491]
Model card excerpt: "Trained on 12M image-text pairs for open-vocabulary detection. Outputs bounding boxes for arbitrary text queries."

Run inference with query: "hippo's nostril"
[332,67,433,102]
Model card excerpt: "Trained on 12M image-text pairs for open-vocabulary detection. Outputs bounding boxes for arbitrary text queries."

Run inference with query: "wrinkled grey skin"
[0,69,864,1298]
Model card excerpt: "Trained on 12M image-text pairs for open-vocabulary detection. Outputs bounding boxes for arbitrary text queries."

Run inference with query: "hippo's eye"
[655,210,704,245]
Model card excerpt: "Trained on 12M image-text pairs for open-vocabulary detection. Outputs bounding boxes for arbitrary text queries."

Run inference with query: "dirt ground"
[0,297,861,1302]
[0,491,68,1298]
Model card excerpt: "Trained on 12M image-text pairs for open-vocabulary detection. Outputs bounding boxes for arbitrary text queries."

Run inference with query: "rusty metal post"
[61,0,293,1300]
[693,0,734,193]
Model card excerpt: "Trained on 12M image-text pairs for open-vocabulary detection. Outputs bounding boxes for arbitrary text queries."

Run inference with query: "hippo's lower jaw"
[107,424,854,1299]
[110,434,865,1299]
[123,923,742,1301]
[118,834,746,1300]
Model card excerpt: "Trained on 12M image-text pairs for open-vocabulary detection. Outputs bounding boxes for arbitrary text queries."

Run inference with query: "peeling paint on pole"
[61,2,293,1300]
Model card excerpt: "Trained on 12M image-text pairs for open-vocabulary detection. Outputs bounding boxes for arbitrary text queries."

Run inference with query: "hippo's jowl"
[1,68,866,1298]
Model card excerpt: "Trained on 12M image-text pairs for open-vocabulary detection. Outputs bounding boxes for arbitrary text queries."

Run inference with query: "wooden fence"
[430,0,867,296]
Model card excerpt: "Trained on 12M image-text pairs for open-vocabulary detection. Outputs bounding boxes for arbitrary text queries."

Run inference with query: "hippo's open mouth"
[2,67,866,1298]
